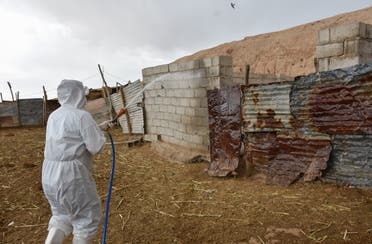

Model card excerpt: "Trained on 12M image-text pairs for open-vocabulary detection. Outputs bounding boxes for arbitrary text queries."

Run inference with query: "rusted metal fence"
[207,62,372,188]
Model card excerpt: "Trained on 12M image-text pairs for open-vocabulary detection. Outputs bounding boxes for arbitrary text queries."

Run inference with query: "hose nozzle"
[111,108,126,124]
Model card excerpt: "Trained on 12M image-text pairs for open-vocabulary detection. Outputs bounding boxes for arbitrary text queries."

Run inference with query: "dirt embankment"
[176,7,372,78]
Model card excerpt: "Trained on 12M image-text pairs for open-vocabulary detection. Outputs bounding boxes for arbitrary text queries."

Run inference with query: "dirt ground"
[0,127,371,243]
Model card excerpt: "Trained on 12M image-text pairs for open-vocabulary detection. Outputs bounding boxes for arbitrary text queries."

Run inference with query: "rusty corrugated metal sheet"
[291,63,372,134]
[325,134,372,188]
[244,132,278,174]
[111,80,144,134]
[207,85,241,177]
[268,133,332,186]
[242,82,293,132]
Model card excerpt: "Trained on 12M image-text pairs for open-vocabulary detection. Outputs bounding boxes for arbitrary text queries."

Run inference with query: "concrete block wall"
[316,22,372,71]
[142,56,232,151]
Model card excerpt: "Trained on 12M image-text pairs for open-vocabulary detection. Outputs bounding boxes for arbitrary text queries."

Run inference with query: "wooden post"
[0,92,3,102]
[245,65,250,85]
[42,86,48,126]
[7,81,15,102]
[117,82,132,135]
[98,64,115,120]
[15,91,21,126]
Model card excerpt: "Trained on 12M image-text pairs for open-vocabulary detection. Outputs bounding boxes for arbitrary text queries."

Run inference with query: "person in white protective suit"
[42,79,113,244]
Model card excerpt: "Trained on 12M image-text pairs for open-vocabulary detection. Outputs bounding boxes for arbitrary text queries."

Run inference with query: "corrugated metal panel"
[111,80,144,134]
[325,135,372,188]
[19,99,43,126]
[207,85,241,177]
[268,133,332,185]
[85,98,110,124]
[291,63,372,134]
[245,132,278,174]
[242,82,293,132]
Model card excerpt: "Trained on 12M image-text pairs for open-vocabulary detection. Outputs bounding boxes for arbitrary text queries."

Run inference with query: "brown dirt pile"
[176,7,372,78]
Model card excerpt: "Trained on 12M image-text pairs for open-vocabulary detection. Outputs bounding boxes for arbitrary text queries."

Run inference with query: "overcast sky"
[0,0,371,100]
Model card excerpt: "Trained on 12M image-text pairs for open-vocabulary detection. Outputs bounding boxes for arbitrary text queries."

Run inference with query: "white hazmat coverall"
[42,80,106,244]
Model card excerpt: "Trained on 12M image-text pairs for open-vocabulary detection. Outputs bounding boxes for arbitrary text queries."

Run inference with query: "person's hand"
[98,120,115,131]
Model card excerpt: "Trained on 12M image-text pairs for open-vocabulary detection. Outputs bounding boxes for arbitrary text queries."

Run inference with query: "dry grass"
[1,127,371,243]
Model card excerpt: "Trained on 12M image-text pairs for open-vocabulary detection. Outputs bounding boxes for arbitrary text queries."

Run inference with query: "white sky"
[0,0,371,100]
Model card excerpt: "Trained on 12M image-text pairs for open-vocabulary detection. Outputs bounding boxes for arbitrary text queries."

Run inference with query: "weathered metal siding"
[111,81,144,134]
[242,82,293,132]
[268,133,332,185]
[207,85,241,177]
[18,99,43,126]
[85,98,110,124]
[0,102,18,127]
[291,63,372,134]
[325,135,372,188]
[245,132,278,174]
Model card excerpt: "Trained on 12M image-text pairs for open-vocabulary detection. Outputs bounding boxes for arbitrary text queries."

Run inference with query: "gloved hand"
[98,120,115,131]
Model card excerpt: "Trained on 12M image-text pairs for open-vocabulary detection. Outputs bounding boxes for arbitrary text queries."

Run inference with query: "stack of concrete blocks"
[316,22,372,71]
[142,56,232,152]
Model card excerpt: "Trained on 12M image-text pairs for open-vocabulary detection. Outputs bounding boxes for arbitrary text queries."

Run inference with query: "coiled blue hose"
[102,133,116,244]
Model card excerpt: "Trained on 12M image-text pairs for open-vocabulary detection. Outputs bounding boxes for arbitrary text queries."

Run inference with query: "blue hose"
[102,133,116,244]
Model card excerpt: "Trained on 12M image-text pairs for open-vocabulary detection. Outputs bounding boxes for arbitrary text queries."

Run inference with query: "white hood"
[57,79,89,109]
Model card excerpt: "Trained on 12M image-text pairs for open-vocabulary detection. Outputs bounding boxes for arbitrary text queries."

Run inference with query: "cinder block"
[160,119,169,128]
[207,77,221,89]
[179,98,190,107]
[207,66,220,77]
[195,108,208,117]
[330,22,367,43]
[200,57,212,67]
[194,88,207,97]
[181,115,192,124]
[185,108,196,116]
[176,106,185,115]
[172,113,182,122]
[187,79,202,88]
[315,58,329,71]
[189,98,201,107]
[318,28,330,44]
[220,66,233,77]
[154,97,163,105]
[219,77,233,88]
[329,56,360,70]
[142,64,169,77]
[159,105,168,113]
[368,24,372,39]
[212,56,232,66]
[167,105,176,113]
[201,97,208,108]
[144,134,161,142]
[316,43,344,58]
[169,60,200,72]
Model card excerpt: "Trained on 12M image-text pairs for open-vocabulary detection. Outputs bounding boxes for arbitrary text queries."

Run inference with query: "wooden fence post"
[7,81,15,102]
[117,82,132,135]
[42,86,48,126]
[15,91,21,126]
[98,64,115,120]
[245,65,250,85]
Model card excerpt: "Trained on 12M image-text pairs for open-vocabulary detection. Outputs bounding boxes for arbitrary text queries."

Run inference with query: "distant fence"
[0,80,145,134]
[0,99,59,127]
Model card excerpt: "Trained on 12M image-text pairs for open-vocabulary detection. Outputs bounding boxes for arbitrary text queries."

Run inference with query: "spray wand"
[102,108,126,244]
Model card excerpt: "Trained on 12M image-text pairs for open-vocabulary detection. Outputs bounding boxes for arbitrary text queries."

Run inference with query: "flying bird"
[230,2,236,9]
